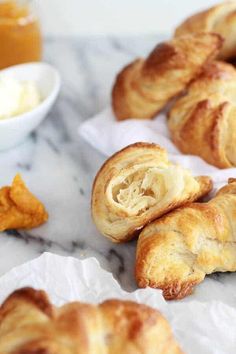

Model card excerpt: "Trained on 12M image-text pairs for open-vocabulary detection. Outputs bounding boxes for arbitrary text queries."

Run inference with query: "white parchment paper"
[0,252,235,354]
[78,108,236,194]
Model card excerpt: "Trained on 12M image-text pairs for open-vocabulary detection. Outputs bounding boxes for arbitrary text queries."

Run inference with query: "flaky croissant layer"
[92,142,212,242]
[175,1,236,60]
[0,287,183,353]
[112,32,222,120]
[168,61,236,168]
[136,178,236,300]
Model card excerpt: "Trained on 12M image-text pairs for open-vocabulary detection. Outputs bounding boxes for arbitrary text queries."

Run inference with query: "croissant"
[92,142,212,243]
[111,32,222,121]
[0,174,48,231]
[136,178,236,300]
[168,61,236,168]
[175,1,236,60]
[0,287,183,353]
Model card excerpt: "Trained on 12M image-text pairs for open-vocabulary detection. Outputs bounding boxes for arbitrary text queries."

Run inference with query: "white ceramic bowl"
[0,62,61,150]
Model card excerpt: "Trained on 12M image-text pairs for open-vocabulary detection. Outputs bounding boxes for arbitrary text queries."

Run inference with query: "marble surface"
[0,35,165,290]
[1,34,236,307]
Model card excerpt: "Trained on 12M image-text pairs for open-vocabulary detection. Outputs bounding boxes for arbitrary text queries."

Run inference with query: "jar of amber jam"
[0,0,42,69]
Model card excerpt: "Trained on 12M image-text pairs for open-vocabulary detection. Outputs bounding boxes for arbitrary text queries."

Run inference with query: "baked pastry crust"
[175,1,236,60]
[92,142,212,242]
[136,178,236,300]
[112,33,222,121]
[168,61,236,168]
[0,174,48,231]
[0,287,183,353]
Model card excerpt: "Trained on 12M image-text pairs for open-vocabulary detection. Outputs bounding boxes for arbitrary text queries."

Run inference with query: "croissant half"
[0,287,183,354]
[175,1,236,60]
[92,143,212,242]
[136,178,236,300]
[168,61,236,168]
[112,32,222,121]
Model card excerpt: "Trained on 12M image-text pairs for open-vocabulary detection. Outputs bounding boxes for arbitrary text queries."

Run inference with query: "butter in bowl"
[0,62,61,150]
[0,76,41,120]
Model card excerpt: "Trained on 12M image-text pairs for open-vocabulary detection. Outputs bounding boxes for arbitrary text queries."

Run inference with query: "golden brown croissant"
[0,287,183,353]
[168,61,236,168]
[0,174,48,231]
[112,32,222,121]
[136,178,236,300]
[175,1,236,60]
[92,142,212,243]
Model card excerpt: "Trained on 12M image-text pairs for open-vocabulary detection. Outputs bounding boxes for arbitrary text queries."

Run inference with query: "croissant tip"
[162,281,197,301]
[136,277,197,301]
[1,287,53,317]
[228,178,236,184]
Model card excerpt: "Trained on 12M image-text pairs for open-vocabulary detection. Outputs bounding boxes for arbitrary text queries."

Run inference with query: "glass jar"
[0,0,42,69]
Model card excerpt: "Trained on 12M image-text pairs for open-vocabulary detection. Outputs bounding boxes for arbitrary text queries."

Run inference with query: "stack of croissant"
[112,1,236,169]
[92,142,236,300]
[91,2,236,301]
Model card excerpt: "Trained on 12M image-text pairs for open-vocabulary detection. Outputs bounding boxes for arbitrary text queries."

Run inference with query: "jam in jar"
[0,0,42,69]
